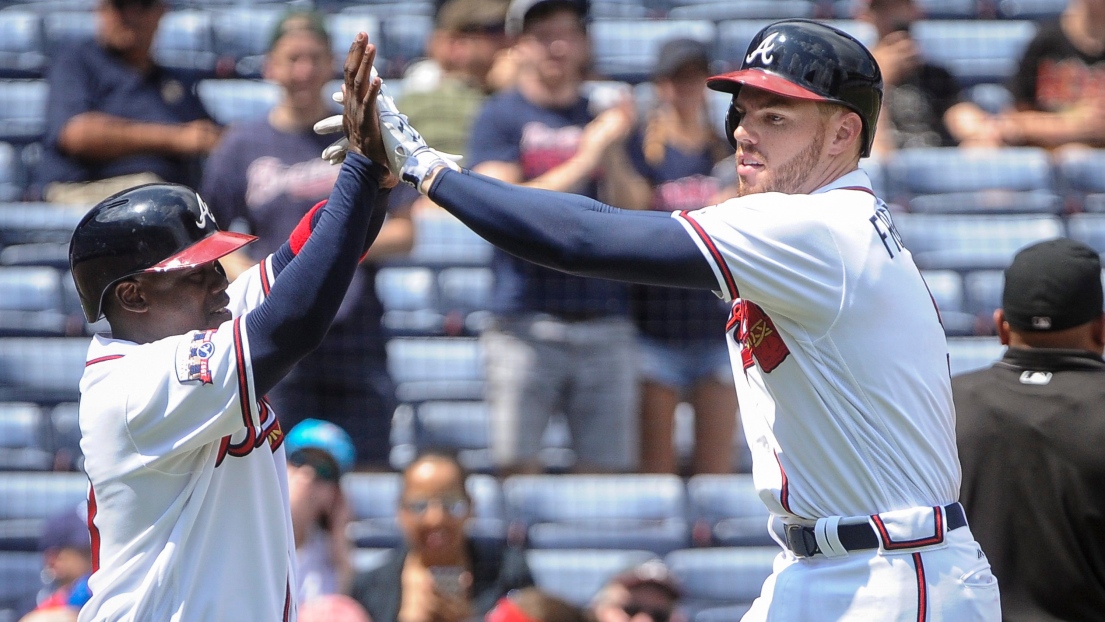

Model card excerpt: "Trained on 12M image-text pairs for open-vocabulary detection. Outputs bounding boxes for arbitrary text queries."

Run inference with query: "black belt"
[783,502,967,558]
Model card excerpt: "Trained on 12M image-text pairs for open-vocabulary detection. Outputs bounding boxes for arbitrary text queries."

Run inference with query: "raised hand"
[339,33,398,186]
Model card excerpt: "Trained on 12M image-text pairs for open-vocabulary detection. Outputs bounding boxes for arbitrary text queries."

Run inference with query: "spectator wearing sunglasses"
[285,419,358,606]
[590,560,684,622]
[350,451,534,622]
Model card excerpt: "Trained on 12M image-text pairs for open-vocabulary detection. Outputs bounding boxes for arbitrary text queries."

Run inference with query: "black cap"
[654,38,710,80]
[1003,238,1103,332]
[108,0,162,9]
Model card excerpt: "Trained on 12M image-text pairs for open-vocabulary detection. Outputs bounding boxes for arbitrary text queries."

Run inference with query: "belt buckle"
[784,523,820,558]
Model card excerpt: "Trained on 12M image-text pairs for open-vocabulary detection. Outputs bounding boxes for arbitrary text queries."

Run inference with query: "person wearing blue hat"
[285,419,357,605]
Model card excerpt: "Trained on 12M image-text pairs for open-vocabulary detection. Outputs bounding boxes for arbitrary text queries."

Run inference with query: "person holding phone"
[349,451,534,622]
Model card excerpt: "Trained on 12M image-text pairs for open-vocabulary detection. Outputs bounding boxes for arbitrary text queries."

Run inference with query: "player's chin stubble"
[738,131,824,197]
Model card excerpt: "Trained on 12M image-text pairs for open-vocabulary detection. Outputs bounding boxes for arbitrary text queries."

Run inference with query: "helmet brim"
[706,68,827,102]
[146,231,257,272]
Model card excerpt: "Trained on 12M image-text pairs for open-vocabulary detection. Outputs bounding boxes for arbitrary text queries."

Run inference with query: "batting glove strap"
[379,110,460,192]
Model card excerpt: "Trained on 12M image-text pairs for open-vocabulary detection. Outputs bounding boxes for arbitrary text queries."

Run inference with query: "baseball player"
[68,35,393,621]
[362,19,1001,621]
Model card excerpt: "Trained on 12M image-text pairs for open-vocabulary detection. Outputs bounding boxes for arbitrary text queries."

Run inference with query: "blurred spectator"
[1002,0,1105,149]
[201,11,410,467]
[399,0,513,157]
[299,594,373,622]
[34,0,221,204]
[590,560,684,622]
[626,38,739,475]
[18,610,79,622]
[286,419,357,603]
[857,0,1000,154]
[486,588,586,622]
[954,238,1105,620]
[467,0,648,475]
[24,504,92,617]
[350,451,534,622]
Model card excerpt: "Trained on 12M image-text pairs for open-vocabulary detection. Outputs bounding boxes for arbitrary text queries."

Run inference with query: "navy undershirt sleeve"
[428,169,718,290]
[245,153,386,395]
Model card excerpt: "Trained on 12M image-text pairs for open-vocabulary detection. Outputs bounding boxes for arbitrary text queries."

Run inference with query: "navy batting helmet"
[69,183,256,323]
[707,19,883,158]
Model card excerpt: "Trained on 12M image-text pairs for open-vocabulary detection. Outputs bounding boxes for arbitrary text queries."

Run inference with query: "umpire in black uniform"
[954,237,1105,622]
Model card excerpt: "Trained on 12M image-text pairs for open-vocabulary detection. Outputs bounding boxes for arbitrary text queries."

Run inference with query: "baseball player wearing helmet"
[69,35,394,622]
[365,19,1000,621]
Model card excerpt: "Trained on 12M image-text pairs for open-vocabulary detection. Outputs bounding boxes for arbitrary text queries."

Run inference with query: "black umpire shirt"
[954,346,1105,622]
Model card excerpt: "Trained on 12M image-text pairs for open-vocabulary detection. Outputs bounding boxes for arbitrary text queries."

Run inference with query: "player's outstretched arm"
[245,34,394,396]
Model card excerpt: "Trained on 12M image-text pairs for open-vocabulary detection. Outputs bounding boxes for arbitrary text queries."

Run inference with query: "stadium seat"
[686,474,777,547]
[666,0,815,21]
[49,402,82,472]
[590,0,653,19]
[886,147,1057,213]
[1067,213,1105,256]
[0,551,43,620]
[0,11,45,79]
[503,474,690,555]
[407,211,494,268]
[892,213,1065,271]
[437,266,494,335]
[590,19,716,83]
[834,0,978,18]
[196,79,280,126]
[911,20,1037,87]
[0,472,87,551]
[921,269,978,336]
[0,80,48,146]
[0,401,52,471]
[0,202,85,247]
[947,336,1005,376]
[0,265,70,337]
[0,337,88,405]
[0,143,22,203]
[152,10,218,79]
[525,548,658,606]
[995,0,1067,19]
[387,336,484,403]
[962,269,1003,330]
[665,547,777,617]
[351,547,393,574]
[693,605,753,622]
[210,6,285,79]
[376,266,444,337]
[1055,149,1105,212]
[376,14,436,78]
[327,12,386,76]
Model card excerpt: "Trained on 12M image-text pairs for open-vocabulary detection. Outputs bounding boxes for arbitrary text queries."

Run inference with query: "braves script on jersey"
[77,256,295,622]
[675,169,959,517]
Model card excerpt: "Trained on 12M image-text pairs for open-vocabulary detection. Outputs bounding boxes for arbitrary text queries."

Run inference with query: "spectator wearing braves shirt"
[467,0,650,475]
[201,12,412,467]
[1001,0,1105,148]
[954,238,1105,621]
[34,0,221,204]
[626,38,740,475]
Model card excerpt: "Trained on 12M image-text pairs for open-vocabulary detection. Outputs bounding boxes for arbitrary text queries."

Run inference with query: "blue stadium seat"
[0,472,87,551]
[0,265,70,337]
[437,266,494,334]
[686,474,774,547]
[666,0,815,21]
[962,269,1003,330]
[0,401,51,471]
[1067,214,1105,257]
[49,402,82,472]
[376,266,444,337]
[893,213,1064,271]
[503,474,690,555]
[0,202,85,247]
[590,19,716,83]
[407,211,493,268]
[665,547,777,617]
[591,0,653,19]
[1055,149,1105,212]
[886,147,1057,213]
[0,337,88,405]
[386,337,484,403]
[0,144,23,202]
[834,0,978,18]
[921,269,978,336]
[911,20,1037,87]
[525,548,658,606]
[152,10,218,79]
[351,547,393,574]
[377,14,435,78]
[996,0,1067,19]
[196,79,280,126]
[694,605,753,622]
[715,20,876,73]
[328,12,386,76]
[0,80,48,146]
[0,242,70,269]
[0,11,46,79]
[947,336,1004,376]
[0,551,43,619]
[210,7,285,79]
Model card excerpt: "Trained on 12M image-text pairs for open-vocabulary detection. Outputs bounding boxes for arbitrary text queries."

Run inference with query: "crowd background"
[0,0,1101,620]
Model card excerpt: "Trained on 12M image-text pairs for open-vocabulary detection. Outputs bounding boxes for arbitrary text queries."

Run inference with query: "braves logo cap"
[1002,238,1103,332]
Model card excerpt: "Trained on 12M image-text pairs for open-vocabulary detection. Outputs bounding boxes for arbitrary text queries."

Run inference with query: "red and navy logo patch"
[728,300,790,373]
[175,329,216,384]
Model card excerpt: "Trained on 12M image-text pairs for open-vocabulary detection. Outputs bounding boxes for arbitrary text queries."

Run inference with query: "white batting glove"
[375,97,461,192]
[314,90,346,165]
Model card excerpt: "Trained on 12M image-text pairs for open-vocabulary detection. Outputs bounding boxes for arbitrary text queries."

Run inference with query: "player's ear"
[1091,313,1105,352]
[827,110,862,157]
[994,309,1010,346]
[112,279,150,315]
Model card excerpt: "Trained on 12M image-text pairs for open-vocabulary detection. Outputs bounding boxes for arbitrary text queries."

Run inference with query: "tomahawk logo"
[746,32,781,66]
[195,195,214,229]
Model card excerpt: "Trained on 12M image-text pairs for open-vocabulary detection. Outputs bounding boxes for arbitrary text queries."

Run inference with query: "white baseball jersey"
[77,257,298,622]
[674,169,960,520]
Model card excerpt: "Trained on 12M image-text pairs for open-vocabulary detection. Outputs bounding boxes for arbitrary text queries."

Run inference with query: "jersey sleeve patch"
[175,330,217,384]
